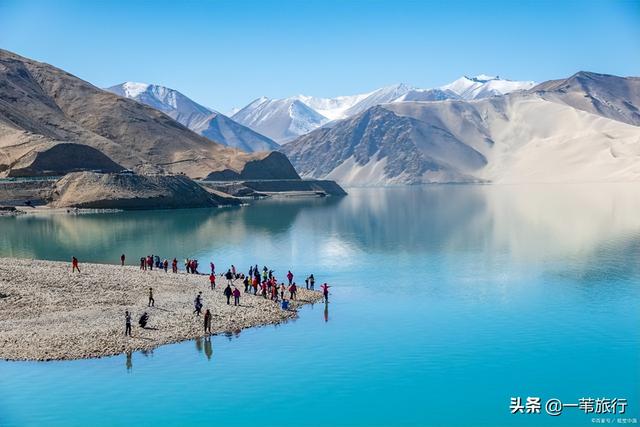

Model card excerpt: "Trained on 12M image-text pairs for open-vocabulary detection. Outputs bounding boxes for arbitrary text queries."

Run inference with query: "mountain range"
[107,82,280,153]
[231,76,535,143]
[0,49,298,180]
[282,72,640,185]
[1,48,637,188]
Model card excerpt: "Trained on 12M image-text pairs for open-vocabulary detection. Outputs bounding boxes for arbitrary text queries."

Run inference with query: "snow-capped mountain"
[231,97,330,143]
[440,75,535,100]
[231,84,414,143]
[232,77,534,143]
[107,83,279,152]
[282,72,640,186]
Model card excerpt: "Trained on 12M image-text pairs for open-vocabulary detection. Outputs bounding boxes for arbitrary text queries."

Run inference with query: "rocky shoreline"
[0,258,323,361]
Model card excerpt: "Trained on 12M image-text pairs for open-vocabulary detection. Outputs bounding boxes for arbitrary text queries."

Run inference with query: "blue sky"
[0,0,638,112]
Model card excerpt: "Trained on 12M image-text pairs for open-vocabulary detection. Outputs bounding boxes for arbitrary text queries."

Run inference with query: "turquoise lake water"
[0,185,638,427]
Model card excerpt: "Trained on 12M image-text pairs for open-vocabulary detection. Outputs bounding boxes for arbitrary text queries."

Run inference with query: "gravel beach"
[0,258,323,361]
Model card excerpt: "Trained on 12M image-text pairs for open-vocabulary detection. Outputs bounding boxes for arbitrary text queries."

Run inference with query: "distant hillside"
[283,72,640,186]
[0,49,297,180]
[531,71,640,126]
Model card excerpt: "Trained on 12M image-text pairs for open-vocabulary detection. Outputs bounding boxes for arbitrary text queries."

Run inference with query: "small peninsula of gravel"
[0,258,323,361]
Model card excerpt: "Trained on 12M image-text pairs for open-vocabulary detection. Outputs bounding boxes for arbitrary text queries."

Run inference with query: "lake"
[0,185,638,427]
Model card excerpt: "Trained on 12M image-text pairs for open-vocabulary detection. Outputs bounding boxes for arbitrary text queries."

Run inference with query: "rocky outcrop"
[50,172,240,209]
[7,142,124,177]
[204,151,300,181]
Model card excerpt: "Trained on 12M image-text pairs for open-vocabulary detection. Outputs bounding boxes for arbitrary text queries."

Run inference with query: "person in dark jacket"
[224,284,232,305]
[204,309,212,334]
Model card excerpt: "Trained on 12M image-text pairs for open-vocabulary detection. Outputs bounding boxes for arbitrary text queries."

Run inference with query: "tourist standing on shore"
[243,276,250,293]
[305,276,309,289]
[309,274,315,290]
[210,262,215,275]
[163,259,168,272]
[289,282,297,300]
[194,292,203,316]
[280,283,286,300]
[125,311,132,336]
[120,254,125,266]
[204,309,212,334]
[261,281,267,299]
[209,272,216,289]
[287,270,294,285]
[147,256,153,271]
[148,287,155,307]
[321,283,330,303]
[172,258,178,273]
[224,284,232,305]
[233,287,241,306]
[71,256,80,273]
[225,269,234,285]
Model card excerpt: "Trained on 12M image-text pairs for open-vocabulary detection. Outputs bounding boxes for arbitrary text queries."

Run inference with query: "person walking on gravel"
[224,284,232,305]
[71,256,80,273]
[194,292,203,316]
[125,311,132,336]
[148,287,155,307]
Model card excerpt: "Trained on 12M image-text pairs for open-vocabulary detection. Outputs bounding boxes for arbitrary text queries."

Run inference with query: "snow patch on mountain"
[441,75,535,100]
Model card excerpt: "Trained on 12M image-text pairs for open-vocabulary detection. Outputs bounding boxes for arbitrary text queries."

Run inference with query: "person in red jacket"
[71,256,80,273]
[321,283,330,303]
[289,282,297,300]
[209,273,216,290]
[171,258,178,273]
[287,270,294,285]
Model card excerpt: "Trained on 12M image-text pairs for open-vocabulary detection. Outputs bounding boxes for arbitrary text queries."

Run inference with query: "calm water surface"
[0,185,638,427]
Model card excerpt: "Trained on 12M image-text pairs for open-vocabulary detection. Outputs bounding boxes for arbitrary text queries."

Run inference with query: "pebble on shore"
[0,258,323,361]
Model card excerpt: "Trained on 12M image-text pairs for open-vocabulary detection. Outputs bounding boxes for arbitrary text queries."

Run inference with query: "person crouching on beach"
[233,287,241,306]
[224,284,232,305]
[204,309,212,334]
[71,256,80,273]
[125,311,132,336]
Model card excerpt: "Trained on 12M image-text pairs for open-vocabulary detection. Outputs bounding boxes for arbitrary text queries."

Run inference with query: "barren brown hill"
[0,49,299,179]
